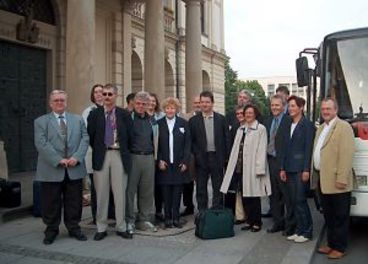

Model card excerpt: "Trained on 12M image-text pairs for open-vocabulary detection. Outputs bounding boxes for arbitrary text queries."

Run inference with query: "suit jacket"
[34,112,89,182]
[156,117,191,184]
[280,116,315,173]
[189,112,230,168]
[264,113,292,168]
[311,118,355,194]
[87,106,132,174]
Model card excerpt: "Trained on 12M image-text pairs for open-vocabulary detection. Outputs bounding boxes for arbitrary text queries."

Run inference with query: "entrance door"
[0,40,47,173]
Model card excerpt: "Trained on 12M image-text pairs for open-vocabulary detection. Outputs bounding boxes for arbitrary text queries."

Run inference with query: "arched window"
[0,0,55,25]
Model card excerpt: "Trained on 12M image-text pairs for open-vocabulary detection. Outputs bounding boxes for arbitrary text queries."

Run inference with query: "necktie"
[104,111,114,147]
[58,115,67,158]
[267,117,279,156]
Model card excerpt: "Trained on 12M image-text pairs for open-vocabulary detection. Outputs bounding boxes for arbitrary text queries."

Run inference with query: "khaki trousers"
[94,150,127,232]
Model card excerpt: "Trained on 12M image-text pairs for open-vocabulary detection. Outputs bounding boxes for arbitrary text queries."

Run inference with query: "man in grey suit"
[34,90,89,245]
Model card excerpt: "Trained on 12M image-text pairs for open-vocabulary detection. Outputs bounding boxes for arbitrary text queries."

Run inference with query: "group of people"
[34,84,355,260]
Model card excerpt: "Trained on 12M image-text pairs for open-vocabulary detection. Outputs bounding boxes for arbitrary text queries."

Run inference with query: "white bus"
[296,27,368,217]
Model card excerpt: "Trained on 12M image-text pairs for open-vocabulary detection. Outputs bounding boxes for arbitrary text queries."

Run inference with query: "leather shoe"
[328,250,345,259]
[317,246,332,254]
[165,220,173,228]
[116,231,133,239]
[267,226,284,233]
[173,220,183,229]
[261,212,272,218]
[69,231,87,241]
[234,219,246,225]
[43,233,58,245]
[93,231,107,241]
[241,224,252,231]
[251,226,262,232]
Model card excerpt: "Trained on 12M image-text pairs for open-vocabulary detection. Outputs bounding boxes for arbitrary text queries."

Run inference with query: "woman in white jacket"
[221,104,271,232]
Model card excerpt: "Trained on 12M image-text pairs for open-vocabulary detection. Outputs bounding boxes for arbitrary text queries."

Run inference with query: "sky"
[224,0,368,79]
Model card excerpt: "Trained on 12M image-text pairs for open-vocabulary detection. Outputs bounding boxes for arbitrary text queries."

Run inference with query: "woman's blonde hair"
[161,97,181,112]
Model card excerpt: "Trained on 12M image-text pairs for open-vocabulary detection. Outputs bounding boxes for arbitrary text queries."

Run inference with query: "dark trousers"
[243,197,261,226]
[162,184,183,221]
[320,191,351,252]
[155,184,164,214]
[196,152,223,211]
[182,181,194,210]
[89,173,115,222]
[286,172,313,238]
[41,171,82,236]
[224,192,236,215]
[268,156,288,228]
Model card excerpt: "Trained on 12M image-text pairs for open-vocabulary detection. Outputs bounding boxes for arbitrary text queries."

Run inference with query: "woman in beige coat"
[221,104,271,232]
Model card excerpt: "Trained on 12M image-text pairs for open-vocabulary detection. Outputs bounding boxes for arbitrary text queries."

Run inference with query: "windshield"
[324,36,368,120]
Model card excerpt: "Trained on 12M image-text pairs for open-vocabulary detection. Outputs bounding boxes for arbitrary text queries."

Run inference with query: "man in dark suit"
[87,84,133,240]
[34,90,89,245]
[189,91,230,211]
[264,94,292,233]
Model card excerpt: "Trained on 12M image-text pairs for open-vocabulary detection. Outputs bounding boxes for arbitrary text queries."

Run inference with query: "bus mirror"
[296,56,310,87]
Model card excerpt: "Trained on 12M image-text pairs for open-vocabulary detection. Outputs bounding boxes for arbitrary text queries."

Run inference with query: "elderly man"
[226,89,252,130]
[88,84,133,240]
[34,90,89,245]
[126,91,158,233]
[312,98,355,259]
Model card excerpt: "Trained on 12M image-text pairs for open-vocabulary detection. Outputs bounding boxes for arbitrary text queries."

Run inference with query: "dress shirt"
[53,112,66,125]
[166,116,176,163]
[313,117,337,170]
[203,112,215,152]
[290,122,297,138]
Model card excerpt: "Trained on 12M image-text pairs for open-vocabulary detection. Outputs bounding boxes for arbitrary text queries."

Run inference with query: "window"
[200,2,205,34]
[267,84,275,97]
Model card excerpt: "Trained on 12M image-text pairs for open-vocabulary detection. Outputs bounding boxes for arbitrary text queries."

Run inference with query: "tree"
[224,59,238,115]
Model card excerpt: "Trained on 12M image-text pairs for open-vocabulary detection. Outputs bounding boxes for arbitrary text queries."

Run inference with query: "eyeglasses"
[103,92,114,97]
[52,99,66,103]
[235,112,244,116]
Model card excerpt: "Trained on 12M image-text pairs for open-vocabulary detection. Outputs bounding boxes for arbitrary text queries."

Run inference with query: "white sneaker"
[294,235,310,243]
[136,221,158,232]
[286,234,299,241]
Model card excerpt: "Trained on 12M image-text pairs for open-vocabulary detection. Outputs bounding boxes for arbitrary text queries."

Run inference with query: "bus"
[296,27,368,217]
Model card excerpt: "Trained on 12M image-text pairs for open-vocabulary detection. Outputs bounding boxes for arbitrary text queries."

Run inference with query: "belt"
[107,147,120,150]
[131,151,153,155]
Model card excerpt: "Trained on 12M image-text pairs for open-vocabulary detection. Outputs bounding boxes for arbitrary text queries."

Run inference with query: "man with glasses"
[126,91,158,233]
[34,90,89,245]
[88,84,133,240]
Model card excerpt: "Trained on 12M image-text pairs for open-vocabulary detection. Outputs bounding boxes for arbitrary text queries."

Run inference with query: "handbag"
[195,207,234,239]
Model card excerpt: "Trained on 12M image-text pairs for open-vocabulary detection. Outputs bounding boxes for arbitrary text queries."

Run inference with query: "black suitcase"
[33,181,42,217]
[0,180,21,208]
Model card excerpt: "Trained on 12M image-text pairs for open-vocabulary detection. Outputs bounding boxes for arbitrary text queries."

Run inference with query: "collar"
[202,112,214,119]
[166,116,176,122]
[324,116,337,128]
[245,120,259,130]
[53,112,65,119]
[104,106,116,115]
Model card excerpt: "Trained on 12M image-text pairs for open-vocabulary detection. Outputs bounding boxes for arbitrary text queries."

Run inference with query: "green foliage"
[224,59,269,116]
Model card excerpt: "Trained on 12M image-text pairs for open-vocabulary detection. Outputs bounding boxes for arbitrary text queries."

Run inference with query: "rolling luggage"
[195,207,234,239]
[0,180,21,208]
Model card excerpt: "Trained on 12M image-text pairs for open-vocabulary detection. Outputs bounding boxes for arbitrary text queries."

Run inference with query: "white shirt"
[166,117,176,163]
[290,122,297,138]
[53,112,66,125]
[313,117,337,170]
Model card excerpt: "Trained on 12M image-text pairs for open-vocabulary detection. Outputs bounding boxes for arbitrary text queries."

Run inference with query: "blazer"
[264,113,292,167]
[189,112,230,168]
[156,117,191,184]
[87,106,132,174]
[34,112,89,182]
[280,116,315,173]
[311,118,355,194]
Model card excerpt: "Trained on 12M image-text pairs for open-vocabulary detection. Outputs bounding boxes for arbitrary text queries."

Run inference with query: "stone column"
[144,0,165,100]
[122,0,133,106]
[66,0,95,114]
[184,0,202,110]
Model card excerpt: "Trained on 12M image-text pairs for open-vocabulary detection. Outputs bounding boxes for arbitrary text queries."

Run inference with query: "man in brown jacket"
[311,98,355,259]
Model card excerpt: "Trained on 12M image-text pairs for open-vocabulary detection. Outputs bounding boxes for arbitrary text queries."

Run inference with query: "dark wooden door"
[0,40,47,173]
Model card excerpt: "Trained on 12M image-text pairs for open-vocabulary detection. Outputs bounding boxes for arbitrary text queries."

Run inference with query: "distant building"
[243,76,307,99]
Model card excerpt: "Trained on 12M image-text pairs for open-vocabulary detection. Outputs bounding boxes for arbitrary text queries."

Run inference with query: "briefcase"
[195,207,234,239]
[0,180,21,208]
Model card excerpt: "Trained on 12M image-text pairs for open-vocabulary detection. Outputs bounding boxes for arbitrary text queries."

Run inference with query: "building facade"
[0,0,226,174]
[244,76,307,99]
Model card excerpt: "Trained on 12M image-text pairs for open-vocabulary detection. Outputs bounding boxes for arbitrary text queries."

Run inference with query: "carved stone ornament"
[16,4,40,44]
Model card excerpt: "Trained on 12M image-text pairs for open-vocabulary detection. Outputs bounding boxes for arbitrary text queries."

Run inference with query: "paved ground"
[311,217,368,264]
[0,201,323,264]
